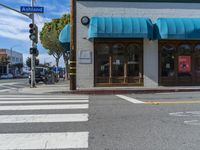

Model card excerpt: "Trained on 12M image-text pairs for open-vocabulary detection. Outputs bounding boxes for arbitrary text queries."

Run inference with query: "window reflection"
[178,44,192,77]
[112,44,124,77]
[96,44,109,78]
[161,45,175,77]
[127,44,140,76]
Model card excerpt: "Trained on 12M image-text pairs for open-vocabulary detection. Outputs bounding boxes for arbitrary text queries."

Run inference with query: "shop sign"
[78,50,92,64]
[178,56,191,73]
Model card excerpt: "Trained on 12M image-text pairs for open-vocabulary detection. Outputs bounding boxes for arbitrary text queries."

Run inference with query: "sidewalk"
[19,80,69,94]
[19,80,200,95]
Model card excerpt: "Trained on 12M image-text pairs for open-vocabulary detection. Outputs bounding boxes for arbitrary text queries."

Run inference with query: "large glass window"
[95,44,110,83]
[112,44,125,77]
[95,40,143,86]
[159,41,200,86]
[177,44,192,77]
[194,44,200,78]
[127,44,140,77]
[161,45,175,77]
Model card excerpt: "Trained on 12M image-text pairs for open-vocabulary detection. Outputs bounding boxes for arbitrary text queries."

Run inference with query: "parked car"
[22,73,29,78]
[0,73,13,79]
[29,67,48,84]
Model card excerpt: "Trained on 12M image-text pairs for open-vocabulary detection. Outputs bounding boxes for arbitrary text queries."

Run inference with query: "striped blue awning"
[155,18,200,39]
[59,24,70,43]
[88,17,153,39]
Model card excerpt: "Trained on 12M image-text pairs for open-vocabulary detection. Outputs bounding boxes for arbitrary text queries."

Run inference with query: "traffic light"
[30,47,39,56]
[35,59,39,66]
[29,23,38,43]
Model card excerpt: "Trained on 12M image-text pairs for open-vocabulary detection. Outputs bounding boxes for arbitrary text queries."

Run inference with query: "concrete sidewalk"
[18,79,200,95]
[19,80,69,94]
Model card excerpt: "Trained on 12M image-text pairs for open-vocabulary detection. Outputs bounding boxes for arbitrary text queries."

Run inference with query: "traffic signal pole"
[30,0,36,88]
[0,0,38,88]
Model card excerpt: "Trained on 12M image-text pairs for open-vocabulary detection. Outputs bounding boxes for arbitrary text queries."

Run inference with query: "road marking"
[0,97,89,100]
[0,114,88,123]
[0,88,16,92]
[145,100,200,105]
[0,100,89,104]
[184,120,200,125]
[116,95,144,104]
[0,104,89,110]
[0,132,88,149]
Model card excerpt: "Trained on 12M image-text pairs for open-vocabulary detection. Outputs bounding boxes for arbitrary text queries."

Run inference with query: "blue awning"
[88,17,153,39]
[155,18,200,39]
[59,24,70,43]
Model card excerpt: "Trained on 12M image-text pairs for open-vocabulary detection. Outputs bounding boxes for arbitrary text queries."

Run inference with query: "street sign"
[20,6,44,13]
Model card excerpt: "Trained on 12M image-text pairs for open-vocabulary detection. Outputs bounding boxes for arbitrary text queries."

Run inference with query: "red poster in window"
[178,56,191,73]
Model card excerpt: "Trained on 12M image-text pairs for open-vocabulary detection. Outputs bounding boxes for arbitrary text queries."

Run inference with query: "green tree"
[0,56,10,66]
[40,14,70,68]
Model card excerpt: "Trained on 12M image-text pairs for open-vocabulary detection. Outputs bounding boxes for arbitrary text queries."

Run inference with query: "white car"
[0,73,13,79]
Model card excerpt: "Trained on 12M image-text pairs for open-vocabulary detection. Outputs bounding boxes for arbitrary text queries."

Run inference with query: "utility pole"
[30,0,36,88]
[70,0,77,90]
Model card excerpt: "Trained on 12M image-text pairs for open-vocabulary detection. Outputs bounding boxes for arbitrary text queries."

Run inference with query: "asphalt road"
[0,92,200,149]
[89,92,200,150]
[0,78,30,93]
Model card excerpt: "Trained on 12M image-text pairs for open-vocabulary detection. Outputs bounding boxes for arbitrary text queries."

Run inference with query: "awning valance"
[59,24,70,43]
[88,17,153,39]
[155,18,200,39]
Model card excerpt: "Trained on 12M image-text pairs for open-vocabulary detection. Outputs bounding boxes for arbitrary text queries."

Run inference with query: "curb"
[49,88,200,95]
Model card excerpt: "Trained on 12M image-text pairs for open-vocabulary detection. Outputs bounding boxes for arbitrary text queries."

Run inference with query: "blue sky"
[0,0,70,66]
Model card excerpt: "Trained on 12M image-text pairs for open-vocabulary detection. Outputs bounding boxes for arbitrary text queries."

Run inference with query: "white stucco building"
[71,0,200,88]
[0,49,23,76]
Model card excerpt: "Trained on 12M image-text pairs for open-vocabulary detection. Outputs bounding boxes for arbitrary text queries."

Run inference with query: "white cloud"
[0,7,50,42]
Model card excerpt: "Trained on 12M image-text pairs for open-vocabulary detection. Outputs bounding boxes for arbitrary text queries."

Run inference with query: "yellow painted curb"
[145,100,200,105]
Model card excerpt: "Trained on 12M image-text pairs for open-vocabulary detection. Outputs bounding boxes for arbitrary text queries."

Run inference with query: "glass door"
[95,44,110,85]
[111,44,125,83]
[126,44,142,84]
[94,39,143,86]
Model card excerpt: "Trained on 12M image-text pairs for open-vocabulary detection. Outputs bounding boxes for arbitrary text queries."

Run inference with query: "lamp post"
[70,0,77,90]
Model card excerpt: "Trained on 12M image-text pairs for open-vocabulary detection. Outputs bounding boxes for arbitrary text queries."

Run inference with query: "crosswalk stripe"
[0,100,89,104]
[0,114,88,123]
[0,132,89,149]
[0,104,89,110]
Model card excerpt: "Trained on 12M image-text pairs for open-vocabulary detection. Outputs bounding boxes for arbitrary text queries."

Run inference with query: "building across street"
[60,0,200,89]
[0,49,23,77]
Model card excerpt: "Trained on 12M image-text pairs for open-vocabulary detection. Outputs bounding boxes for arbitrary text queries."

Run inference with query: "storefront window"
[95,44,110,83]
[161,45,175,77]
[194,44,200,78]
[127,44,140,76]
[95,39,143,86]
[112,44,125,77]
[178,44,192,77]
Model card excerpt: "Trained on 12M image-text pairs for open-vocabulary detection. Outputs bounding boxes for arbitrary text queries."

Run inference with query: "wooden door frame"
[158,40,200,86]
[94,38,144,87]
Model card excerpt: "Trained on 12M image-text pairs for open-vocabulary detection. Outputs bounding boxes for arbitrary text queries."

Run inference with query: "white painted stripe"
[116,95,144,104]
[0,132,88,149]
[0,100,89,104]
[0,97,89,100]
[0,114,88,123]
[0,89,10,92]
[0,104,89,110]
